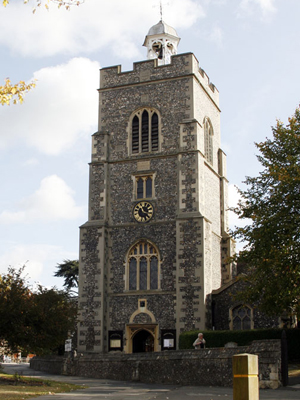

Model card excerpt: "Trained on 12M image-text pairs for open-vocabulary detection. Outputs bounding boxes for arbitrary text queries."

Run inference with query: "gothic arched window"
[131,109,160,154]
[126,240,160,291]
[204,118,213,164]
[230,305,253,330]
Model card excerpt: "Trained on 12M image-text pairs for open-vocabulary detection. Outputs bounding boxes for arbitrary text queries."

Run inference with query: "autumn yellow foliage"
[0,79,36,106]
[3,1,84,10]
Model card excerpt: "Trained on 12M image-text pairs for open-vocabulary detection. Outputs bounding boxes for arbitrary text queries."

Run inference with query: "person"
[193,332,206,349]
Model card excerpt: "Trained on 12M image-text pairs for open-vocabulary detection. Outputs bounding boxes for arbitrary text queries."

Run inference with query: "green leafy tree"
[0,267,32,352]
[28,286,78,355]
[0,267,78,355]
[54,259,79,293]
[232,106,300,317]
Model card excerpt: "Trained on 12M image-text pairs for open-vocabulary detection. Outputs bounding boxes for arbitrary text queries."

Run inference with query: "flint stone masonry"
[212,278,280,330]
[78,47,234,353]
[30,340,281,389]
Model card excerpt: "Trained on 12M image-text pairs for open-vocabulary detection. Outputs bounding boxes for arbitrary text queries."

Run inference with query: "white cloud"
[0,248,43,282]
[0,57,99,154]
[238,0,277,18]
[23,158,39,167]
[0,175,83,224]
[0,243,78,288]
[208,25,224,46]
[0,0,205,58]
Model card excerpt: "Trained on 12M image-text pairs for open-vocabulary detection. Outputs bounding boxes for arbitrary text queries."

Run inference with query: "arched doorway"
[132,329,154,353]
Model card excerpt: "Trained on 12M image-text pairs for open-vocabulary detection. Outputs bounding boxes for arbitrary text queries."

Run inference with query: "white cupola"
[143,20,180,65]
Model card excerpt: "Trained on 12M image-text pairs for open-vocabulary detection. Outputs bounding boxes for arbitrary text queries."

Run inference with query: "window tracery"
[230,304,253,330]
[126,240,160,291]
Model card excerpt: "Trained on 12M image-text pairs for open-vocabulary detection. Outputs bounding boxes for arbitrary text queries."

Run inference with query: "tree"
[0,78,36,106]
[0,267,32,352]
[54,259,79,293]
[1,0,85,105]
[3,0,85,11]
[28,285,78,355]
[0,267,78,355]
[232,106,300,317]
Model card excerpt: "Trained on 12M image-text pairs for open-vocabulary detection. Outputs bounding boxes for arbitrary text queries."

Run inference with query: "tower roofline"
[99,52,219,106]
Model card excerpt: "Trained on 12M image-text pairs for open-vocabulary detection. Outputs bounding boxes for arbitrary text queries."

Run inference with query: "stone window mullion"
[126,241,160,292]
[143,177,147,198]
[130,108,160,155]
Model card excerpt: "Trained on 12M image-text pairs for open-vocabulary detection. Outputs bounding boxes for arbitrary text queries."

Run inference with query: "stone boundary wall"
[30,340,281,389]
[30,356,64,375]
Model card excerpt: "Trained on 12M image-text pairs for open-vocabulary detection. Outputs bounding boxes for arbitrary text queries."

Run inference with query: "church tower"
[77,20,234,354]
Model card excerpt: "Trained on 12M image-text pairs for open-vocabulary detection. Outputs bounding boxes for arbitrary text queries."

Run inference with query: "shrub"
[179,328,300,360]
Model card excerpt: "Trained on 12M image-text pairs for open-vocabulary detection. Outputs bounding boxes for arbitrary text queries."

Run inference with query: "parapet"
[100,52,219,105]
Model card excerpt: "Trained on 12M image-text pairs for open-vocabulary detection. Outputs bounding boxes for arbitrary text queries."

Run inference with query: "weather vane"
[154,1,169,21]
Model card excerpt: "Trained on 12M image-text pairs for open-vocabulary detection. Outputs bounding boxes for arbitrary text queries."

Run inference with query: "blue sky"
[0,0,299,289]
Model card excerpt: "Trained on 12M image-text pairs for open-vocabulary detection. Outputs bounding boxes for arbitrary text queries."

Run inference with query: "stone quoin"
[77,19,235,354]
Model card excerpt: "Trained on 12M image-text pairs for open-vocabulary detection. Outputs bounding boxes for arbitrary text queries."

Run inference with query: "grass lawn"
[0,373,85,400]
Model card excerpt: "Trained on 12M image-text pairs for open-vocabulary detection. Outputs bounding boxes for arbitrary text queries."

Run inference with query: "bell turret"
[143,20,180,65]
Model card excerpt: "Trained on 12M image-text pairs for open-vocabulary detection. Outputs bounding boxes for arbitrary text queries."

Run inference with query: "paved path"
[1,362,300,400]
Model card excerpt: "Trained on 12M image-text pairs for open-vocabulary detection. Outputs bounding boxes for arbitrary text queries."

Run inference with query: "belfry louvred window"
[151,113,159,151]
[141,111,149,152]
[131,109,160,154]
[132,116,139,153]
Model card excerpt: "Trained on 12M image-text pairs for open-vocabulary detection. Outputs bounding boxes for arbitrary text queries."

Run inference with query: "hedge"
[179,328,300,360]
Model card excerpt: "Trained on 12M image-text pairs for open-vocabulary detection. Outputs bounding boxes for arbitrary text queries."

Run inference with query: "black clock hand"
[138,207,147,217]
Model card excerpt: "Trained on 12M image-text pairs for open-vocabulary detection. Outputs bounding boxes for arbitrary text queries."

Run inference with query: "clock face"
[133,201,154,223]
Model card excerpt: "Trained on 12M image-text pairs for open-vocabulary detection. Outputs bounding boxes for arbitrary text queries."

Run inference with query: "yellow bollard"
[233,353,259,400]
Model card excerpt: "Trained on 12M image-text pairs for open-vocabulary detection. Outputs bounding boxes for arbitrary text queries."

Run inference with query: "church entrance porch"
[125,324,159,353]
[132,329,154,353]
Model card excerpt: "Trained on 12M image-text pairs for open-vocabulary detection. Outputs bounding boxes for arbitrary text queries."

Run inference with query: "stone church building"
[77,20,236,354]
